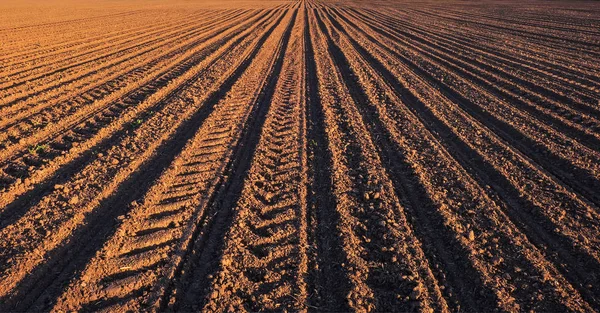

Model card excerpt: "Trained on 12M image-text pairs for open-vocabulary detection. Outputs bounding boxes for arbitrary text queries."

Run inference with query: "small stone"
[111,158,120,165]
[97,153,104,158]
[265,192,274,202]
[69,195,79,205]
[222,258,232,267]
[467,230,475,242]
[491,256,503,265]
[410,288,422,300]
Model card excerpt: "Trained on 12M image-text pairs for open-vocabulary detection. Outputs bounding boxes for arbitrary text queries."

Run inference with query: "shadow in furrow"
[0,9,273,234]
[313,10,499,313]
[325,9,600,308]
[304,8,351,313]
[340,8,600,208]
[78,286,151,312]
[343,7,600,135]
[162,9,299,311]
[0,11,284,313]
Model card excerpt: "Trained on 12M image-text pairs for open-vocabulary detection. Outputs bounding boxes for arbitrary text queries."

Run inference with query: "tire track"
[200,10,306,312]
[0,9,241,115]
[167,8,301,312]
[42,8,293,313]
[0,9,281,310]
[2,0,600,311]
[0,9,275,220]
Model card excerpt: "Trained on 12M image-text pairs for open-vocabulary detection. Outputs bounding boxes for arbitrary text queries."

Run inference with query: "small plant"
[28,144,48,155]
[131,119,144,127]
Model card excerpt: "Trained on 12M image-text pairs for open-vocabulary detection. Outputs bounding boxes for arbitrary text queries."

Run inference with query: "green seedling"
[131,119,144,127]
[28,144,48,155]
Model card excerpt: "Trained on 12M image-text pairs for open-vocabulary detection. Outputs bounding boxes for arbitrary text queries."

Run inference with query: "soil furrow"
[200,10,306,312]
[0,12,231,93]
[0,9,245,116]
[324,5,600,308]
[0,11,215,82]
[168,8,300,312]
[0,10,144,32]
[408,8,600,71]
[334,6,600,212]
[0,9,276,219]
[432,6,600,36]
[319,7,596,311]
[381,9,600,96]
[380,8,600,75]
[309,8,449,313]
[0,11,213,77]
[351,8,600,123]
[303,6,351,311]
[0,9,281,309]
[408,8,600,54]
[47,8,293,313]
[0,9,256,163]
[2,1,599,311]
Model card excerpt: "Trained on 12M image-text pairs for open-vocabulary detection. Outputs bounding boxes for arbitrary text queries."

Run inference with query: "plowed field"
[1,0,600,312]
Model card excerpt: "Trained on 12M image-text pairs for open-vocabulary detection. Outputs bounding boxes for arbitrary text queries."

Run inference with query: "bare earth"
[1,0,600,312]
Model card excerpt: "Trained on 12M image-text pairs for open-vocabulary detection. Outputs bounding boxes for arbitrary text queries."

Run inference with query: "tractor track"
[1,0,599,312]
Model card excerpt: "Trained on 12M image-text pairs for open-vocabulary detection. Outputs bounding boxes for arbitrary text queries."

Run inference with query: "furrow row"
[201,9,306,312]
[323,5,600,310]
[0,9,275,214]
[48,7,295,313]
[0,9,280,311]
[307,7,448,313]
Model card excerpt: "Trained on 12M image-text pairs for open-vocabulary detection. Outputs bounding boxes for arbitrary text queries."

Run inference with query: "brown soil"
[1,0,599,312]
